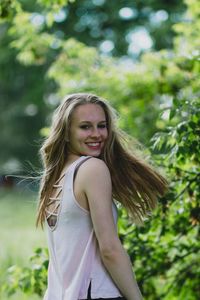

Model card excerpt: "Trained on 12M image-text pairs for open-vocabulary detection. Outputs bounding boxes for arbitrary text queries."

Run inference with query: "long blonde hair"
[36,93,168,227]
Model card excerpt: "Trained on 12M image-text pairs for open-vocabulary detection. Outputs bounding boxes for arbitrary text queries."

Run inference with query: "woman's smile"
[85,142,102,150]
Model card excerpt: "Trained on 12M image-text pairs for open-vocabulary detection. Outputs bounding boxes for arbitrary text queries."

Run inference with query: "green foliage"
[3,248,48,297]
[122,3,200,297]
[0,189,46,300]
[0,0,186,55]
[38,0,73,7]
[9,11,54,65]
[174,0,200,54]
[38,0,75,11]
[117,45,200,298]
[127,97,199,299]
[0,0,21,19]
[0,0,199,299]
[0,0,187,172]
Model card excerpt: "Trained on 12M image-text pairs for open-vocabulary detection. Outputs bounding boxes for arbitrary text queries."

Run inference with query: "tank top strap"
[73,155,93,178]
[64,156,92,191]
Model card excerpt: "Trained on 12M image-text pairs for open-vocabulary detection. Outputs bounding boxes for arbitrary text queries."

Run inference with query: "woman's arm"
[78,158,143,300]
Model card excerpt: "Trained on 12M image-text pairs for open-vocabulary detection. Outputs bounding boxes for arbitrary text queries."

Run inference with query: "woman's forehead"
[71,103,106,122]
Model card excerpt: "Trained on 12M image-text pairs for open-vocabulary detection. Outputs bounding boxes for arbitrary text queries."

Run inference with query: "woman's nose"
[91,127,101,137]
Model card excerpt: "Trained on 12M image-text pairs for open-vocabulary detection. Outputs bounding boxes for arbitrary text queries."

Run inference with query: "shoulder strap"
[74,156,92,178]
[62,156,92,192]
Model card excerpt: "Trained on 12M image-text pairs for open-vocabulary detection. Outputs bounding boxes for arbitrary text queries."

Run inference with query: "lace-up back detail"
[45,173,65,230]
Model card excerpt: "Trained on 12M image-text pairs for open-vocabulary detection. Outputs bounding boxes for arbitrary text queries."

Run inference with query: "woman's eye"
[80,124,107,130]
[98,124,107,129]
[80,125,90,129]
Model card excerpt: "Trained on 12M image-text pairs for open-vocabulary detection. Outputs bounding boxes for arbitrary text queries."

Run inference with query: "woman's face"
[68,103,108,158]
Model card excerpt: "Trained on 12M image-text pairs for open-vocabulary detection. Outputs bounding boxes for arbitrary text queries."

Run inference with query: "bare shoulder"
[79,157,110,177]
[78,158,112,217]
[81,157,109,172]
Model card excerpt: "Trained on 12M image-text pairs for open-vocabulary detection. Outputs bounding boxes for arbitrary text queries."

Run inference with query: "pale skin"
[62,104,143,300]
[73,158,143,300]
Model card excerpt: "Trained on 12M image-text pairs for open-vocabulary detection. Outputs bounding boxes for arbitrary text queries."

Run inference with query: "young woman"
[36,93,168,300]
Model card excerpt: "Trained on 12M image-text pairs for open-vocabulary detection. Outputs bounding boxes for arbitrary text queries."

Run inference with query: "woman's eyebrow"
[79,120,107,123]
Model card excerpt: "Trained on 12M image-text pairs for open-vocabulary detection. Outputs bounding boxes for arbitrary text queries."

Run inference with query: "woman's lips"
[86,142,102,150]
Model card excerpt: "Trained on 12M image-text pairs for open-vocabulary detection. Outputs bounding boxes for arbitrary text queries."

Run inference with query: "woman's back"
[44,156,123,300]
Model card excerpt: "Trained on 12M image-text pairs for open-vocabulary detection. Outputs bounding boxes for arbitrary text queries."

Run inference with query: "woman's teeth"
[87,143,100,146]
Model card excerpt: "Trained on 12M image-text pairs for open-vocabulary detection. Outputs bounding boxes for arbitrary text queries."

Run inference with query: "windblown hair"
[36,93,168,227]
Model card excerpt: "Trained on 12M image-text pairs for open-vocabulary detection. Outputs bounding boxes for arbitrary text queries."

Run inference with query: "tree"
[1,0,186,56]
[119,1,200,298]
[0,0,186,172]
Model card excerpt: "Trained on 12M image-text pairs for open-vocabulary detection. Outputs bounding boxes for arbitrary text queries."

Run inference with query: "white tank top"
[43,156,122,300]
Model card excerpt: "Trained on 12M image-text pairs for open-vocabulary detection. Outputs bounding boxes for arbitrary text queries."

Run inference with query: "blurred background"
[0,0,199,299]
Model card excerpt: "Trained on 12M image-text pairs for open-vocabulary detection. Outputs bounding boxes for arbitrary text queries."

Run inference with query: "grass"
[0,188,47,300]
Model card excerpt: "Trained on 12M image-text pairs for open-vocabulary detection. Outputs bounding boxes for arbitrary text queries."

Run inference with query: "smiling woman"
[36,93,168,300]
[68,103,108,158]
